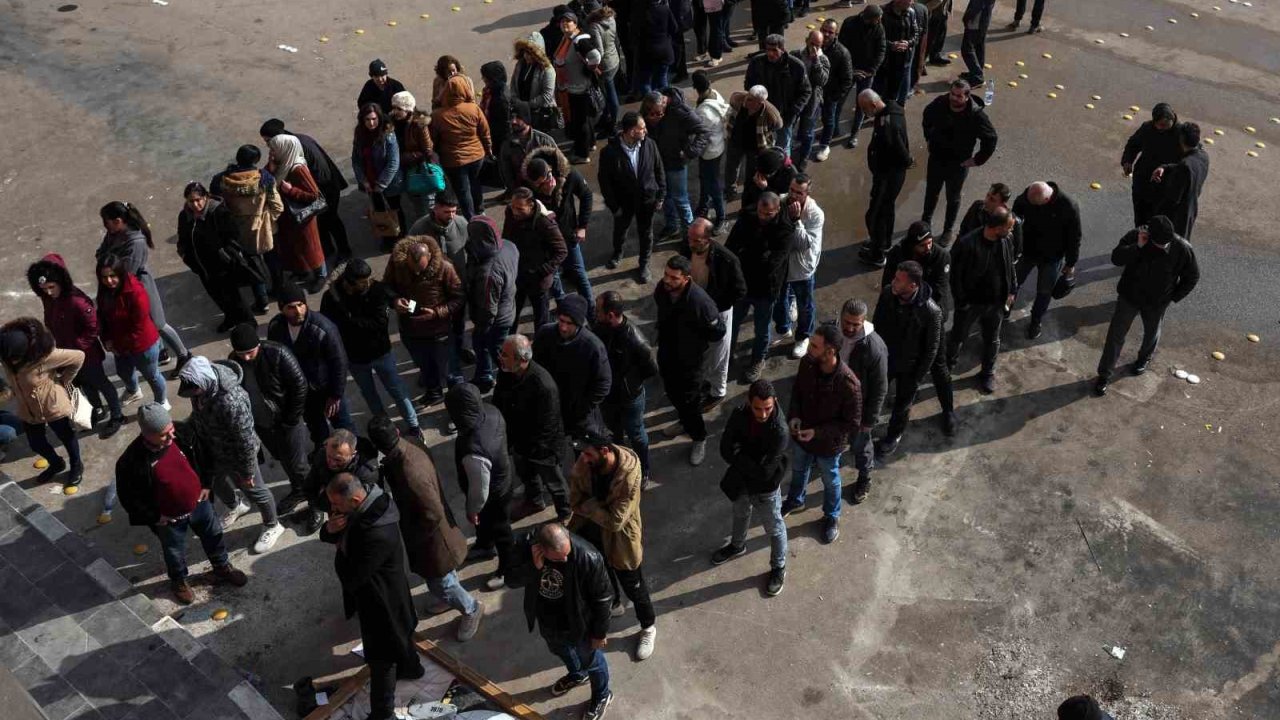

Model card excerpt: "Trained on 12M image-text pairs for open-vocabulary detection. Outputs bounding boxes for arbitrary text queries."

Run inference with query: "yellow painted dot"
[806,24,817,30]
[34,458,49,469]
[484,0,494,3]
[1018,73,1028,79]
[212,609,230,621]
[133,544,149,555]
[1213,5,1222,9]
[817,17,826,22]
[319,36,329,42]
[1119,32,1130,38]
[983,63,992,70]
[1167,18,1178,23]
[1244,126,1257,134]
[98,513,112,525]
[451,5,461,10]
[1092,95,1102,100]
[1015,60,1026,66]
[354,28,365,34]
[1247,333,1260,343]
[1256,142,1267,149]
[949,52,959,60]
[1007,81,1019,88]
[1085,103,1096,109]
[63,485,78,496]
[1122,114,1134,120]
[1270,117,1280,124]
[1047,92,1058,99]
[1042,53,1053,59]
[1190,12,1199,18]
[1247,150,1260,157]
[1211,351,1225,361]
[1145,25,1154,30]
[1095,39,1105,44]
[1089,182,1102,190]
[1204,138,1215,145]
[386,20,397,26]
[420,13,430,18]
[1129,105,1141,112]
[1054,84,1065,90]
[1213,128,1225,135]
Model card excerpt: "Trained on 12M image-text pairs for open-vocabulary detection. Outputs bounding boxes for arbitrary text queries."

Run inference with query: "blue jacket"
[351,130,403,196]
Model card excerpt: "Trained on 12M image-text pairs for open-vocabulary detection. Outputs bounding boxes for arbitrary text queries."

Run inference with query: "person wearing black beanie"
[266,281,355,445]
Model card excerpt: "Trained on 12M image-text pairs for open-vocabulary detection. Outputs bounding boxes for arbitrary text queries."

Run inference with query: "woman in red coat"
[96,255,168,408]
[27,253,124,438]
[267,134,327,292]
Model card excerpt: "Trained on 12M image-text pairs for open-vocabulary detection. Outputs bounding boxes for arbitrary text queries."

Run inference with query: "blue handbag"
[406,162,446,195]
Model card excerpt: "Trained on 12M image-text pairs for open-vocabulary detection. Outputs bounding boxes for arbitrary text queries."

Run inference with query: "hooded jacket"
[319,276,397,364]
[523,145,594,245]
[226,339,307,428]
[567,444,645,570]
[588,9,626,74]
[718,401,790,498]
[1121,106,1182,207]
[533,323,612,437]
[429,76,494,168]
[592,317,658,403]
[1111,228,1200,308]
[677,238,746,312]
[503,202,568,290]
[598,134,666,210]
[651,87,711,169]
[97,272,159,356]
[840,14,887,76]
[480,61,513,150]
[883,236,953,318]
[868,101,913,173]
[0,318,84,425]
[27,254,104,367]
[653,279,726,373]
[493,360,564,461]
[921,92,998,166]
[744,51,812,125]
[379,438,469,580]
[210,165,284,255]
[177,198,248,281]
[841,322,889,425]
[1154,145,1209,241]
[447,383,513,514]
[1012,182,1083,266]
[383,236,465,339]
[789,355,862,458]
[726,206,796,300]
[267,310,348,399]
[696,90,731,160]
[178,358,259,477]
[872,283,942,383]
[406,211,469,274]
[465,216,519,331]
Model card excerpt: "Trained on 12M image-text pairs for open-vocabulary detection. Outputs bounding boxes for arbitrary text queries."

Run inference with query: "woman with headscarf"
[210,144,283,310]
[351,103,405,246]
[268,133,327,291]
[96,254,169,410]
[177,182,258,332]
[430,76,494,219]
[432,55,476,110]
[97,201,193,375]
[27,254,124,439]
[0,319,85,488]
[512,38,559,130]
[480,61,513,152]
[389,91,437,224]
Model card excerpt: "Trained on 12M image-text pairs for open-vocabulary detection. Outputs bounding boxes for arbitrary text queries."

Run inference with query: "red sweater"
[152,442,203,517]
[97,273,160,355]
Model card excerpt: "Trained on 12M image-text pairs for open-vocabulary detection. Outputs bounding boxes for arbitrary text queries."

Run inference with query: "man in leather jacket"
[592,291,659,485]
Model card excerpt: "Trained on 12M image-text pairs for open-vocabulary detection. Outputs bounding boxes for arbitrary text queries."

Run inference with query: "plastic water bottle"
[984,78,996,106]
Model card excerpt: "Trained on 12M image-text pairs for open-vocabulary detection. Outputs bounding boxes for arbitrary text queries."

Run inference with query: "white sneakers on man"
[635,626,657,661]
[220,500,251,528]
[253,523,285,553]
[790,337,810,359]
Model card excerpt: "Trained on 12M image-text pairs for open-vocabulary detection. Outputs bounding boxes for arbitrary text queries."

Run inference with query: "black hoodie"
[481,61,512,150]
[446,383,512,505]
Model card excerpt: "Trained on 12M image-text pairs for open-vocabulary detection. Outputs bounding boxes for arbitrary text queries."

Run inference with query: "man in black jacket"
[356,58,408,114]
[957,182,1018,245]
[1094,216,1200,396]
[816,19,856,161]
[259,119,351,262]
[744,35,812,155]
[712,379,789,596]
[228,325,312,514]
[320,260,423,441]
[526,151,595,313]
[299,428,380,535]
[599,112,666,282]
[1152,122,1210,241]
[877,0,920,106]
[267,283,354,445]
[872,261,944,458]
[533,294,613,439]
[840,5,886,148]
[494,333,572,520]
[643,89,710,241]
[655,255,726,467]
[507,523,614,718]
[593,292,658,485]
[1121,104,1181,226]
[882,221,953,323]
[319,474,420,720]
[726,192,794,382]
[504,188,568,333]
[679,219,746,407]
[740,147,797,212]
[838,300,888,503]
[1011,181,1081,339]
[858,89,914,267]
[947,209,1018,394]
[921,79,998,245]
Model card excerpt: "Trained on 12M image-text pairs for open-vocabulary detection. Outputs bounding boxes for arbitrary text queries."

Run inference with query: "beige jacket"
[217,168,285,254]
[568,445,644,570]
[3,322,84,425]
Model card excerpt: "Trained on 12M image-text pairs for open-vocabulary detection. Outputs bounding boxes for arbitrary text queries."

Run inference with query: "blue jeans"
[697,156,725,224]
[732,296,775,364]
[350,351,420,430]
[787,445,843,518]
[602,389,650,478]
[818,93,848,147]
[730,489,788,569]
[634,62,670,95]
[776,120,796,156]
[472,323,508,386]
[601,67,621,128]
[1015,256,1065,323]
[116,339,166,404]
[153,500,229,581]
[773,276,816,340]
[427,571,478,615]
[445,160,485,219]
[0,409,20,445]
[663,167,694,232]
[402,335,451,392]
[545,636,610,704]
[794,111,818,164]
[554,243,595,308]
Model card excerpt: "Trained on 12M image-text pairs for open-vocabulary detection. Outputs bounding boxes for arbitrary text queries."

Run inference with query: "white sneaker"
[253,523,285,553]
[708,57,722,68]
[635,625,657,661]
[790,337,810,359]
[220,501,252,528]
[770,329,794,347]
[484,574,507,591]
[121,389,144,405]
[788,298,798,324]
[161,399,172,411]
[690,440,707,466]
[814,145,831,162]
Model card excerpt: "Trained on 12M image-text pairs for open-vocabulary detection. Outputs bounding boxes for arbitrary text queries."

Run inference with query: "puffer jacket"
[27,254,104,366]
[533,323,612,438]
[718,401,790,497]
[350,128,403,196]
[178,358,259,477]
[226,339,307,428]
[523,145,594,246]
[383,236,465,338]
[211,165,284,254]
[592,317,658,403]
[921,92,998,166]
[872,283,943,383]
[266,311,348,399]
[0,318,83,424]
[430,77,493,168]
[744,52,812,125]
[567,444,644,570]
[465,216,519,331]
[320,276,396,364]
[588,9,626,74]
[696,90,730,160]
[177,198,246,281]
[789,355,862,457]
[652,87,711,169]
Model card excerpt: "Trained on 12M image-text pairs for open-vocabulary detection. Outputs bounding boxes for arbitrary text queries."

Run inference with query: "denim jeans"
[730,489,788,569]
[1014,256,1065,323]
[351,351,420,430]
[600,67,621,130]
[116,339,166,404]
[544,635,611,705]
[732,296,775,364]
[0,409,20,445]
[75,362,122,420]
[850,429,874,475]
[427,570,479,615]
[786,444,843,518]
[776,120,796,156]
[663,167,694,232]
[445,160,485,219]
[602,388,650,478]
[773,276,816,340]
[556,243,595,309]
[472,323,508,386]
[153,500,229,581]
[634,62,670,96]
[211,462,279,527]
[402,335,452,392]
[794,112,818,165]
[696,156,725,224]
[818,93,848,147]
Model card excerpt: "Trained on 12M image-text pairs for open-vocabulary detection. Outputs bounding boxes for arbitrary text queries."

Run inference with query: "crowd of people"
[0,0,1209,718]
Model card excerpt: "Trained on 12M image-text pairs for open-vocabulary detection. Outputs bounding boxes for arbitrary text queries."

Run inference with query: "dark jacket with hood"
[1154,145,1209,241]
[1111,228,1200,308]
[304,436,381,509]
[27,254,105,366]
[465,216,519,331]
[319,486,419,665]
[319,276,397,365]
[523,145,594,246]
[921,92,997,166]
[726,206,796,300]
[267,310,349,400]
[480,61,513,151]
[115,423,207,527]
[1121,105,1182,209]
[493,359,564,461]
[178,358,259,478]
[840,14,887,76]
[789,356,862,458]
[718,401,790,498]
[598,135,666,211]
[651,87,711,169]
[533,323,612,437]
[653,280,726,374]
[744,52,812,125]
[227,339,307,428]
[176,198,246,281]
[677,239,747,312]
[872,283,943,383]
[503,203,568,291]
[632,0,682,66]
[592,317,658,403]
[868,101,913,174]
[949,226,1018,308]
[508,529,613,641]
[447,383,513,512]
[379,438,469,580]
[1012,182,1082,266]
[883,235,952,318]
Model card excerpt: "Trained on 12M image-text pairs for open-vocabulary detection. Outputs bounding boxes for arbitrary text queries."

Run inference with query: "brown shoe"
[211,564,248,587]
[172,579,195,605]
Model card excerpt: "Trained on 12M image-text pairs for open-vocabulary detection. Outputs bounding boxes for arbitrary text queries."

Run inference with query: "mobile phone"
[406,299,418,314]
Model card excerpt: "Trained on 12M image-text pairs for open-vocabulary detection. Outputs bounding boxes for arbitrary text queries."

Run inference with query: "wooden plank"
[302,665,370,720]
[414,637,545,720]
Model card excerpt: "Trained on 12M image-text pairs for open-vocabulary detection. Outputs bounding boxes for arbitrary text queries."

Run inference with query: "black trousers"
[368,654,424,720]
[1014,0,1047,26]
[516,448,571,518]
[922,157,969,235]
[753,20,785,50]
[199,275,254,328]
[258,421,312,491]
[611,565,657,628]
[1132,189,1157,227]
[476,483,515,577]
[947,303,1005,376]
[885,360,954,440]
[1097,298,1167,381]
[318,186,351,259]
[961,28,988,82]
[611,205,656,266]
[927,8,949,59]
[692,2,708,55]
[512,280,552,334]
[567,92,599,159]
[661,369,707,441]
[303,392,354,446]
[867,167,908,254]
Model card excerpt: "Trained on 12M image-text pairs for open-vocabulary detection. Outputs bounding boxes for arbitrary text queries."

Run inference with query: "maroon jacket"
[788,355,862,457]
[27,253,105,366]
